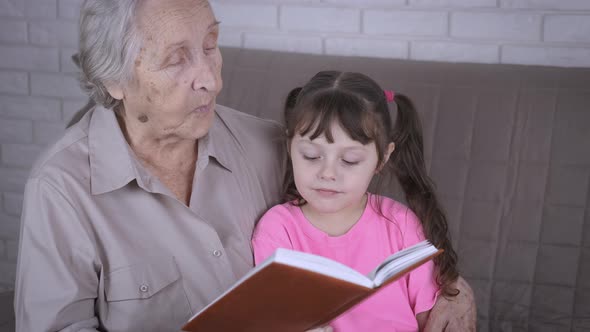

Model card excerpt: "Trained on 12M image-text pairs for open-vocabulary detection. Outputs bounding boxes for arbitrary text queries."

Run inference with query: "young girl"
[252,71,458,331]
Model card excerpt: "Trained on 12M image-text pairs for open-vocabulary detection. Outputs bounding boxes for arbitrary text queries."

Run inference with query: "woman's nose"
[191,57,219,93]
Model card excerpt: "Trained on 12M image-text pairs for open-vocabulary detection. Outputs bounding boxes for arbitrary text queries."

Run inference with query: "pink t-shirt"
[252,193,439,332]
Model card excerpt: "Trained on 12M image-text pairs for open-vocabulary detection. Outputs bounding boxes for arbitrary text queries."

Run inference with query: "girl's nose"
[318,162,336,181]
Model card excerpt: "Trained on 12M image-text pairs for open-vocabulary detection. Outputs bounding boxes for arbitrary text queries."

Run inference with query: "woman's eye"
[204,33,219,54]
[166,55,185,67]
[204,45,217,53]
[303,155,319,161]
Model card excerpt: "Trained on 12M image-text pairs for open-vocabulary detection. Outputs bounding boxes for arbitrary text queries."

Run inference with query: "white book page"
[274,248,373,288]
[367,240,438,287]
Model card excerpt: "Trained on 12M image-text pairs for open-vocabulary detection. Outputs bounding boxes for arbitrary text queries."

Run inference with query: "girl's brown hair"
[282,71,459,297]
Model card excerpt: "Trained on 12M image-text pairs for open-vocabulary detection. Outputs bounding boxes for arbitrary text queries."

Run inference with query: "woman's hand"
[424,276,477,331]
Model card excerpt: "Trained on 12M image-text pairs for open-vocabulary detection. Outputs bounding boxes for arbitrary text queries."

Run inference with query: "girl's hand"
[306,326,333,332]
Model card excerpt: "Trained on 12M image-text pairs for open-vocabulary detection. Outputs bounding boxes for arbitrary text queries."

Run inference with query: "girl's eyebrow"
[342,146,366,152]
[298,139,366,152]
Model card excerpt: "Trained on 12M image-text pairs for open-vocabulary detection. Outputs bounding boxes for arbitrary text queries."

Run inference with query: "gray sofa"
[216,47,590,332]
[2,47,589,332]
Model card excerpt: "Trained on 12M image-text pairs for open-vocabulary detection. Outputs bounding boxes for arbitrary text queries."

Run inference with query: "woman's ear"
[105,82,124,101]
[376,142,395,173]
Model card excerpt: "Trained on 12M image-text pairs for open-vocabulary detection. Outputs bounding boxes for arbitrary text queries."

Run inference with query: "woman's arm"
[14,179,100,332]
[417,310,430,331]
[424,276,477,332]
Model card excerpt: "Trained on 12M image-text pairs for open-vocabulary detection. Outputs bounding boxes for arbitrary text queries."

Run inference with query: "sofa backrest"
[217,47,590,332]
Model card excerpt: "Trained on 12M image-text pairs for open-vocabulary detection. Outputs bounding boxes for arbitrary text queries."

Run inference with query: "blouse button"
[139,284,149,293]
[212,250,222,257]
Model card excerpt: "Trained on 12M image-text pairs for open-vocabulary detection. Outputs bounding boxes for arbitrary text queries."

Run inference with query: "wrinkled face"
[290,122,380,215]
[112,0,222,140]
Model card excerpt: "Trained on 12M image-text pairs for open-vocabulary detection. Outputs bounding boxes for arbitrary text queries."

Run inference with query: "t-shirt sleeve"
[400,207,440,315]
[251,205,295,265]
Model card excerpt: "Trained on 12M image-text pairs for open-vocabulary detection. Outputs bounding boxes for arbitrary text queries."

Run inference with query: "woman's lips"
[193,101,214,114]
[194,105,211,113]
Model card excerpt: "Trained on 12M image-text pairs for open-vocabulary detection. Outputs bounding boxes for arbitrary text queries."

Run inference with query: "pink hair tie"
[384,90,395,102]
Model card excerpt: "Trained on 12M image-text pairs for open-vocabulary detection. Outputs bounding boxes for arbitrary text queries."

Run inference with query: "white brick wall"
[212,0,590,68]
[411,41,499,63]
[0,45,59,71]
[0,0,589,290]
[0,168,29,194]
[325,38,408,59]
[0,71,28,94]
[28,20,78,46]
[0,96,61,120]
[501,0,590,10]
[451,12,542,41]
[1,143,43,167]
[0,213,20,239]
[244,33,323,54]
[3,193,23,216]
[365,10,448,36]
[0,119,33,144]
[281,6,360,33]
[544,15,590,43]
[0,20,27,43]
[211,3,277,28]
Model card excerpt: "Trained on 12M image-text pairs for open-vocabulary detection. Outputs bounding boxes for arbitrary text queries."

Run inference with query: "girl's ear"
[286,133,292,156]
[376,142,395,173]
[384,142,395,162]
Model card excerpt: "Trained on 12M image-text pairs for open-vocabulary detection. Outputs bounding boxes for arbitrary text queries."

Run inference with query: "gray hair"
[78,0,142,109]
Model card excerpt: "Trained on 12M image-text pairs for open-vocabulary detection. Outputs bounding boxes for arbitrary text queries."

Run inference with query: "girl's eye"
[303,155,319,161]
[342,160,360,166]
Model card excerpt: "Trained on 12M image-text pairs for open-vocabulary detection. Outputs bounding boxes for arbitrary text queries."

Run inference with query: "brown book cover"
[182,241,442,332]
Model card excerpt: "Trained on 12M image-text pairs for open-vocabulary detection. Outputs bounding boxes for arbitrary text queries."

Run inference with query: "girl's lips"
[315,189,340,196]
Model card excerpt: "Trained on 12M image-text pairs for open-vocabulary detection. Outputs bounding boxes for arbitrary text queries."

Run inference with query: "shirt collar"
[205,113,235,173]
[88,106,236,195]
[88,106,136,195]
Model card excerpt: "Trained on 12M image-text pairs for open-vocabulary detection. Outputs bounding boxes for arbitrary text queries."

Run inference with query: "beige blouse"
[14,105,286,331]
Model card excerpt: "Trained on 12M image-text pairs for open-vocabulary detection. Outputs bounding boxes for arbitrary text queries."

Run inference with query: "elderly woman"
[14,0,475,331]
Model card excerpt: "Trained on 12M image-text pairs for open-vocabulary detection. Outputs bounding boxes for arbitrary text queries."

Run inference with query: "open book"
[182,240,442,332]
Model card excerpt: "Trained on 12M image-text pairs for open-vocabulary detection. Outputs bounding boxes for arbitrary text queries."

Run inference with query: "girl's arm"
[251,205,298,264]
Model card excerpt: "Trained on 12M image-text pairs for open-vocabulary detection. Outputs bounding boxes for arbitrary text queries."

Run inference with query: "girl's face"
[290,122,381,215]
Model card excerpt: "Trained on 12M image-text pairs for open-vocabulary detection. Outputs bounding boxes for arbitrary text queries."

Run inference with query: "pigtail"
[282,87,304,205]
[391,94,459,297]
[285,87,302,113]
